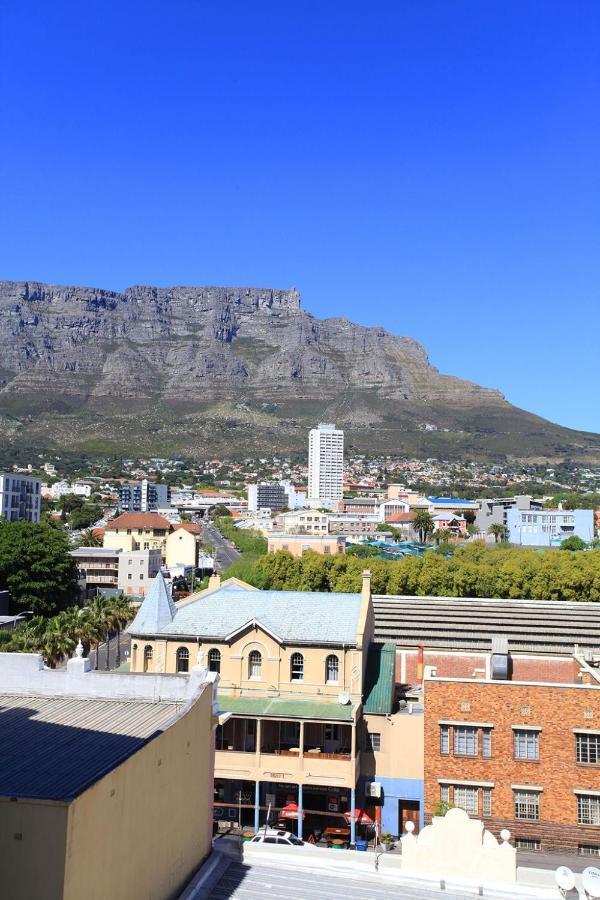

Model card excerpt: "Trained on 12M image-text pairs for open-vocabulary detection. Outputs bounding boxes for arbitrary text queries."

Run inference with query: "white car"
[249,829,316,848]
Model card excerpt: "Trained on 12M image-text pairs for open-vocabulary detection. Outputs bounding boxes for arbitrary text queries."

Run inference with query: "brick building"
[424,659,600,855]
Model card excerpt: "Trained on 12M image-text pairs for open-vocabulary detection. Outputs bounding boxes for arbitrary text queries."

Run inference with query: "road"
[203,521,241,572]
[89,631,131,671]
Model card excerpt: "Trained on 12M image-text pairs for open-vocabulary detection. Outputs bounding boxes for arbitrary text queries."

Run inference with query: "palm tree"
[109,594,133,668]
[414,510,434,543]
[64,606,103,658]
[488,523,508,543]
[42,612,76,668]
[78,528,102,547]
[88,596,112,670]
[433,528,454,546]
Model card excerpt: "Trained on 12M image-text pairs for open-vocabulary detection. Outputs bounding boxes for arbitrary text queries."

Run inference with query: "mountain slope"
[0,280,598,462]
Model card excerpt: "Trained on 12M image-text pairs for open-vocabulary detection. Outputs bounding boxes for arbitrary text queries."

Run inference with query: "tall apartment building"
[307,423,344,508]
[119,479,171,513]
[247,481,304,513]
[0,473,41,523]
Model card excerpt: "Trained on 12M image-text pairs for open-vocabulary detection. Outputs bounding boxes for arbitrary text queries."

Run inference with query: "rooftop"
[363,643,396,715]
[373,595,600,654]
[217,693,355,721]
[129,577,362,645]
[0,651,214,802]
[105,513,172,531]
[71,547,122,558]
[0,693,181,801]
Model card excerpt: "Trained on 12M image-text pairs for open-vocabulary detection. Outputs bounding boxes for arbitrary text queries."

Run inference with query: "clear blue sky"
[1,2,598,432]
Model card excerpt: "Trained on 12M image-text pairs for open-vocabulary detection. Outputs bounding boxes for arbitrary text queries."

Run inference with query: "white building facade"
[0,473,41,523]
[307,423,344,509]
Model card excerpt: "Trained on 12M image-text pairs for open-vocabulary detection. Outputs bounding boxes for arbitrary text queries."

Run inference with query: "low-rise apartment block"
[117,548,162,596]
[0,473,41,523]
[424,658,600,854]
[506,507,594,546]
[267,533,346,556]
[475,495,544,534]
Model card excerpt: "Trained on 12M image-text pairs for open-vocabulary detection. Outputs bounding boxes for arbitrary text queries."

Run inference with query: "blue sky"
[1,2,598,432]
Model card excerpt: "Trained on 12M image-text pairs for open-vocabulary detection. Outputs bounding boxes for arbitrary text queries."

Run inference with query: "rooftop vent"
[491,635,510,680]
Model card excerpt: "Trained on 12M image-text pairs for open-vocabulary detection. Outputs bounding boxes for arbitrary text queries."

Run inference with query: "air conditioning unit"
[366,781,382,799]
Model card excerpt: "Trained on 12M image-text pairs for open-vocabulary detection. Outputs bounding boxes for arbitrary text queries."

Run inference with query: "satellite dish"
[338,692,350,705]
[555,866,576,893]
[583,867,600,899]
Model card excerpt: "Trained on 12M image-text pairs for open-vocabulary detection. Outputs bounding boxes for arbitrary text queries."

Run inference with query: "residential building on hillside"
[119,478,170,512]
[103,513,201,567]
[432,513,467,537]
[0,473,41,523]
[0,648,216,900]
[475,495,544,534]
[127,571,423,842]
[425,497,479,517]
[507,507,594,546]
[71,547,121,595]
[267,533,346,556]
[307,423,344,509]
[276,510,330,534]
[424,650,600,854]
[247,480,305,513]
[117,548,162,596]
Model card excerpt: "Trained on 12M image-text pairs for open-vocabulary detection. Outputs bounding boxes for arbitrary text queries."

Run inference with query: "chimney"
[208,574,221,590]
[362,569,371,602]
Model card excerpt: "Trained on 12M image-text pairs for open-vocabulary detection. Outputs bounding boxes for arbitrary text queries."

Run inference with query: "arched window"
[290,652,304,681]
[326,654,339,683]
[248,650,262,679]
[208,648,221,674]
[176,646,189,673]
[143,645,153,673]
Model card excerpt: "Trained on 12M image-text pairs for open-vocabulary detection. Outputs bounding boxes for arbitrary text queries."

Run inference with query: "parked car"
[248,829,318,848]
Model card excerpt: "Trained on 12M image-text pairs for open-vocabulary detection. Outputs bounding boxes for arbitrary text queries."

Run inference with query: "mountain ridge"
[0,279,597,462]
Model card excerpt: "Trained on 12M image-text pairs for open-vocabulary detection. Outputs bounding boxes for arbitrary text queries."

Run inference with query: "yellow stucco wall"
[0,798,68,900]
[362,711,424,780]
[62,685,213,900]
[131,626,365,701]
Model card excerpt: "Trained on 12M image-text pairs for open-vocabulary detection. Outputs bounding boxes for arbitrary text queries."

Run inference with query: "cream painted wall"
[165,529,198,568]
[62,685,213,900]
[132,625,364,701]
[0,798,68,900]
[362,712,424,780]
[104,528,167,558]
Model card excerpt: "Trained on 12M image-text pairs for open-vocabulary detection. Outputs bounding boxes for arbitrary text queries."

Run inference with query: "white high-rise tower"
[307,423,344,508]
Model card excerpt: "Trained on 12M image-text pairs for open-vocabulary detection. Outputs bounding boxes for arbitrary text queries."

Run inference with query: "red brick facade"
[397,649,576,685]
[424,678,600,853]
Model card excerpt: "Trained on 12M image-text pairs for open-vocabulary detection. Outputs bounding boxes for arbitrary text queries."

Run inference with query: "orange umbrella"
[344,808,374,825]
[279,802,305,820]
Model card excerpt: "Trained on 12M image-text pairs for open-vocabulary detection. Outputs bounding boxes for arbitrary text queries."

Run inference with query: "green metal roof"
[217,693,355,722]
[362,642,396,715]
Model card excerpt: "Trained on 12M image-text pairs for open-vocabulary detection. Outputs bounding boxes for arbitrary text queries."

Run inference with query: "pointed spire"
[127,572,178,636]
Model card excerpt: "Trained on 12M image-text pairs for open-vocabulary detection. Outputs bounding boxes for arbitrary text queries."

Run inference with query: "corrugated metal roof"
[131,586,362,645]
[372,595,600,654]
[0,693,180,801]
[363,643,396,715]
[218,693,355,721]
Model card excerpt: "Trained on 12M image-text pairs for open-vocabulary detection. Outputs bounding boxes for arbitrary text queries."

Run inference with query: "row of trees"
[223,543,600,601]
[213,515,268,558]
[0,594,133,669]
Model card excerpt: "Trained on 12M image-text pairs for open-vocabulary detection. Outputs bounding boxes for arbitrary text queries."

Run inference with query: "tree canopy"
[0,519,80,615]
[222,543,600,602]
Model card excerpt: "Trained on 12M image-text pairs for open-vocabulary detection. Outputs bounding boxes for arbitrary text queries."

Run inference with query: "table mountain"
[0,279,598,462]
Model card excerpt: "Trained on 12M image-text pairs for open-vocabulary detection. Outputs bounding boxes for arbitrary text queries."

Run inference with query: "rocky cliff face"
[0,280,597,461]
